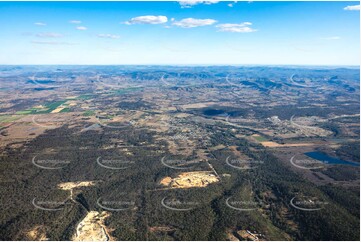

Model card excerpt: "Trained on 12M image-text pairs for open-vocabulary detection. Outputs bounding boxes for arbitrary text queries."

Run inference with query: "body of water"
[305,151,360,167]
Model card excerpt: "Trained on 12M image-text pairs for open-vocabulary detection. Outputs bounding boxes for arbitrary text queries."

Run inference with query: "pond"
[304,151,360,167]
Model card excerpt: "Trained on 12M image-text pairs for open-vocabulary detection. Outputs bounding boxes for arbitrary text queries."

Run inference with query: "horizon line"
[0,64,360,67]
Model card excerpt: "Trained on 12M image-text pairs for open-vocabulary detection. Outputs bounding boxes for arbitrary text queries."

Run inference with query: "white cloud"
[76,26,87,30]
[228,1,237,7]
[125,15,168,25]
[172,18,217,28]
[36,32,63,38]
[31,41,76,45]
[97,34,120,39]
[178,0,219,8]
[344,5,360,11]
[320,36,341,40]
[216,22,257,33]
[69,20,82,24]
[34,22,46,26]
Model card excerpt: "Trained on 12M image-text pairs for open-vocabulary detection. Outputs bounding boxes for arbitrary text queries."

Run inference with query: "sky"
[0,1,359,65]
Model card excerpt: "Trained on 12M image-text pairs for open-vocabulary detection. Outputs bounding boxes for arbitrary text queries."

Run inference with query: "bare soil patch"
[160,171,219,189]
[73,211,111,241]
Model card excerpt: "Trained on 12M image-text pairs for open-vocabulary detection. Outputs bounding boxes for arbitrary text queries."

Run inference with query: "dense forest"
[0,118,359,240]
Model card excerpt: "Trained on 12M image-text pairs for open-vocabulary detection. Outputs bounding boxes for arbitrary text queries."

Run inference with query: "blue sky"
[0,1,359,65]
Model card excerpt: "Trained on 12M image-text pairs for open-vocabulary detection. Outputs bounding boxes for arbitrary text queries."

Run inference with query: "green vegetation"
[14,100,67,115]
[253,135,268,142]
[82,110,95,116]
[0,66,359,241]
[321,166,360,181]
[0,115,22,123]
[44,101,67,113]
[336,142,360,163]
[76,94,94,100]
[15,110,33,115]
[59,107,70,113]
[1,122,359,241]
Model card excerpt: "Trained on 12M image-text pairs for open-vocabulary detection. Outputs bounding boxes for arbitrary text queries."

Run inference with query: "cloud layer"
[69,20,82,24]
[34,22,46,26]
[36,32,63,38]
[125,15,168,25]
[178,0,219,8]
[31,41,76,45]
[76,26,87,30]
[216,22,257,33]
[320,36,341,40]
[172,18,217,28]
[344,5,360,11]
[97,34,120,39]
